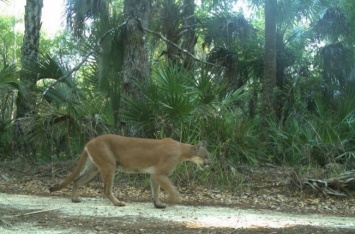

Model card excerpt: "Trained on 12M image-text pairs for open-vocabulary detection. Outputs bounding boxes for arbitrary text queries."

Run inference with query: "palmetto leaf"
[0,65,20,91]
[122,96,155,132]
[153,64,195,118]
[27,52,65,81]
[122,64,196,136]
[25,52,80,105]
[40,82,79,105]
[194,69,228,105]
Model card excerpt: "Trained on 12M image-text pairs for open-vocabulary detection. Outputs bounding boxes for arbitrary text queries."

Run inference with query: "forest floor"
[0,160,354,233]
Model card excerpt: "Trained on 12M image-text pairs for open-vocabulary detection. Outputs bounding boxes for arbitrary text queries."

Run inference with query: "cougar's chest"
[117,165,156,174]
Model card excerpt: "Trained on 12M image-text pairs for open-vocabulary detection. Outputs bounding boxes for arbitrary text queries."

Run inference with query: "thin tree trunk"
[161,0,181,65]
[181,0,196,70]
[260,0,277,142]
[15,0,43,157]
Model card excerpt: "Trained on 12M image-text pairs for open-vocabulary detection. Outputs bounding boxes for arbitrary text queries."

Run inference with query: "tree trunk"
[260,0,277,142]
[181,0,196,70]
[16,0,43,119]
[162,0,182,65]
[122,0,151,100]
[122,0,151,135]
[14,0,43,157]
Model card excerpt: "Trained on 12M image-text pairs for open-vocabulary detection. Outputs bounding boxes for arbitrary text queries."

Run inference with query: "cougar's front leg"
[151,174,179,208]
[150,177,166,208]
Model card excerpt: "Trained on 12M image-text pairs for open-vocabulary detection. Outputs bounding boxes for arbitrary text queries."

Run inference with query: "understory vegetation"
[0,0,355,192]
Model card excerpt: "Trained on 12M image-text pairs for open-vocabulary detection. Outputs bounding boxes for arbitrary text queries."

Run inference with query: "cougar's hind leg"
[71,160,99,203]
[150,176,166,208]
[100,165,125,206]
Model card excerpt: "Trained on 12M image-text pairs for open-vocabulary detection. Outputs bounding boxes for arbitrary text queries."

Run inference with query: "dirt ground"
[0,161,354,233]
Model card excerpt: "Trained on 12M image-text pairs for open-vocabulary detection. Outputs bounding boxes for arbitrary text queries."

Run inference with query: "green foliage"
[65,0,111,37]
[202,11,254,49]
[86,11,124,128]
[123,63,260,164]
[0,64,20,91]
[314,6,349,43]
[9,52,111,161]
[2,0,355,191]
[123,64,196,137]
[0,15,23,66]
[267,76,355,166]
[0,64,20,160]
[17,102,109,162]
[0,15,23,160]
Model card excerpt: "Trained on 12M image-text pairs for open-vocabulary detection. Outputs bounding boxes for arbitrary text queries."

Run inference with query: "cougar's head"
[191,141,211,170]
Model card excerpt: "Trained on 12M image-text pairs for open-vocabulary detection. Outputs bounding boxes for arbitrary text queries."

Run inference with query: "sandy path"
[0,193,354,233]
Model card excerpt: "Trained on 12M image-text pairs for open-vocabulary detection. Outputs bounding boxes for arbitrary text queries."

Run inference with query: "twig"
[41,50,94,98]
[302,170,355,197]
[0,208,60,228]
[4,208,60,218]
[10,208,60,218]
[0,218,11,228]
[135,18,221,67]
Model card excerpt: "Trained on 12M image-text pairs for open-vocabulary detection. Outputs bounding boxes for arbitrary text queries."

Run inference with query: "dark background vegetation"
[1,0,355,191]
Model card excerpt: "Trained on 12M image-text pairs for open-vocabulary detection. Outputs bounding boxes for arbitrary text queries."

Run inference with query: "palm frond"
[314,6,349,42]
[194,68,228,105]
[25,52,65,81]
[65,0,111,37]
[0,65,20,91]
[203,11,254,49]
[40,82,79,106]
[22,51,81,106]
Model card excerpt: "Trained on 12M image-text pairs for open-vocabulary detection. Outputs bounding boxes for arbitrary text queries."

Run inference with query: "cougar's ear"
[192,141,207,153]
[198,140,207,148]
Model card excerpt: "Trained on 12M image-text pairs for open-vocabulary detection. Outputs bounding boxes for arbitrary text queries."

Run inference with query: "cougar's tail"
[49,148,89,192]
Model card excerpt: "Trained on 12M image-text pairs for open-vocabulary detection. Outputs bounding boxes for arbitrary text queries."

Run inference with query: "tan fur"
[49,134,210,208]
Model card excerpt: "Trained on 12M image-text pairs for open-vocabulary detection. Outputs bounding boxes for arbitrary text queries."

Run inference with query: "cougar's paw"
[154,201,167,209]
[71,198,81,203]
[49,185,58,193]
[113,201,126,206]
